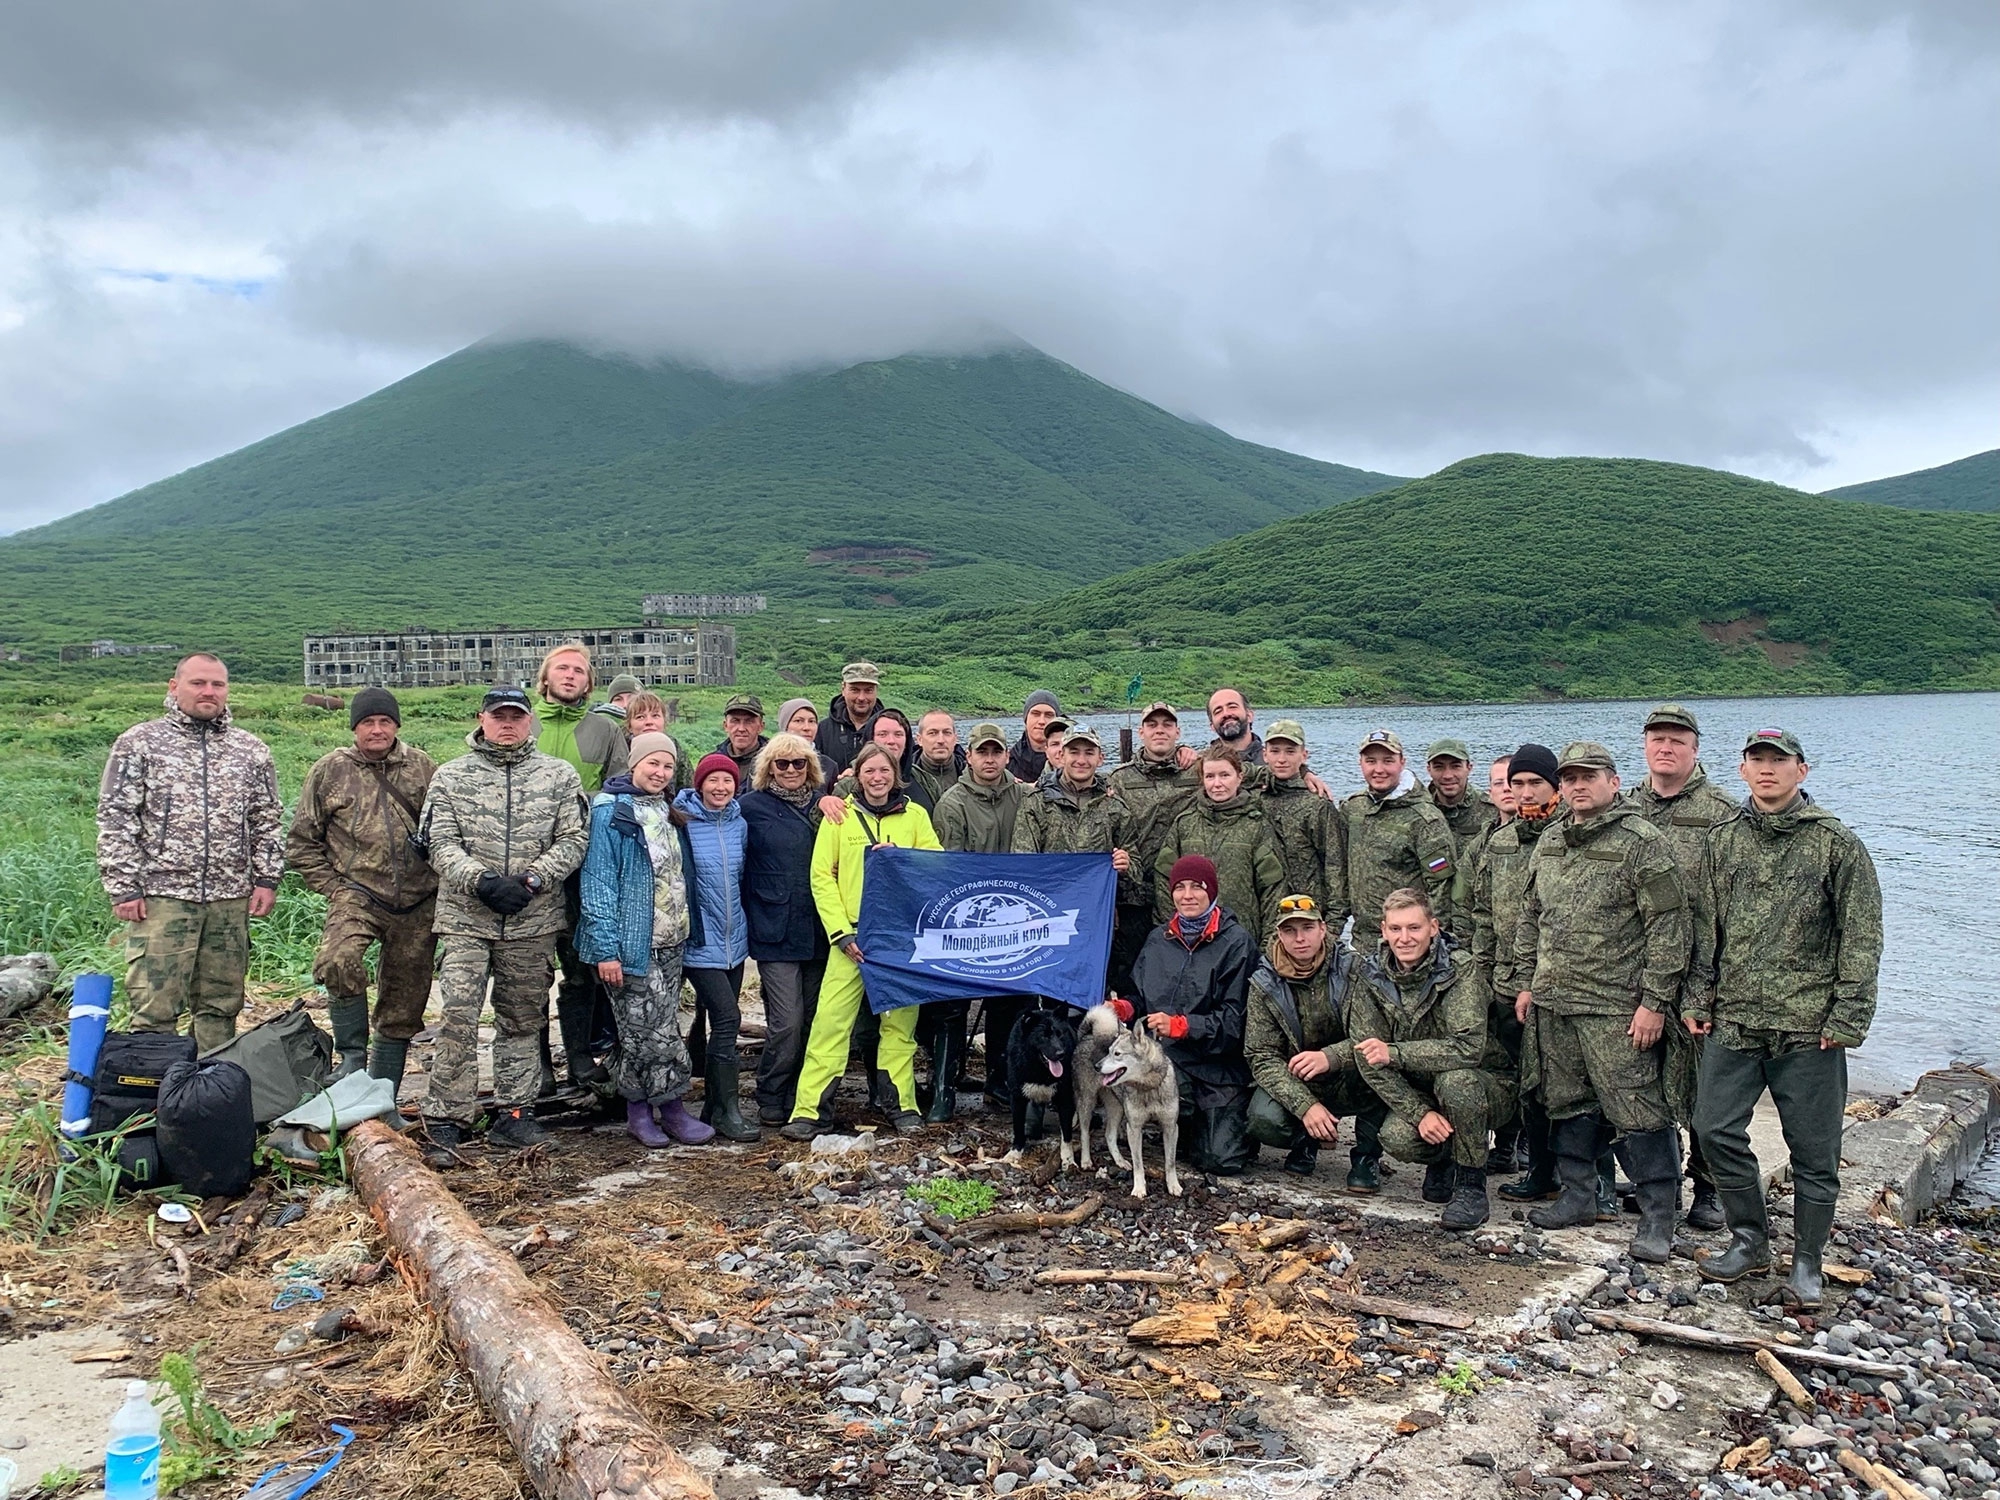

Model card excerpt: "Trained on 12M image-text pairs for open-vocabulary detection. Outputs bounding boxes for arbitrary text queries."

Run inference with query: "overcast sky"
[3,0,1995,531]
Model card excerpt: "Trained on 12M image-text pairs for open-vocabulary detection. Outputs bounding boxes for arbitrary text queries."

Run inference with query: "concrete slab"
[1837,1066,1999,1224]
[0,1325,132,1490]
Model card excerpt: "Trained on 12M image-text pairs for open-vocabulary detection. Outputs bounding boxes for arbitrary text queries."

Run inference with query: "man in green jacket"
[1425,738,1502,852]
[1012,728,1135,877]
[1107,702,1200,994]
[1687,728,1882,1309]
[1259,720,1344,917]
[1243,895,1388,1188]
[1334,730,1457,940]
[1513,742,1690,1262]
[1629,703,1740,1231]
[1350,888,1515,1230]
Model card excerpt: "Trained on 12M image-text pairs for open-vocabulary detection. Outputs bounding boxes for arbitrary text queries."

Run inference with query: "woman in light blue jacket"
[676,753,756,1140]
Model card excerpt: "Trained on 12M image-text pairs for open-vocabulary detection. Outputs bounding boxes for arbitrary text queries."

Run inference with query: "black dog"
[1005,1005,1080,1169]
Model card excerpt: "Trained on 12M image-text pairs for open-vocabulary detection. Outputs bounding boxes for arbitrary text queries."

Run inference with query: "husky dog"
[1096,1022,1182,1199]
[1005,1006,1080,1168]
[1072,1003,1127,1173]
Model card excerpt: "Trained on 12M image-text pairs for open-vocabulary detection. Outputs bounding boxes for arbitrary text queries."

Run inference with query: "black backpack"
[87,1031,197,1189]
[157,1059,257,1199]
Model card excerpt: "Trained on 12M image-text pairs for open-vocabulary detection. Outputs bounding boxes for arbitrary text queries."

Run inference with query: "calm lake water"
[986,691,1998,1093]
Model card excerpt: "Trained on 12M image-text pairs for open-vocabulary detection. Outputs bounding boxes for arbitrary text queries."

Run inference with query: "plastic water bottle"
[104,1380,161,1500]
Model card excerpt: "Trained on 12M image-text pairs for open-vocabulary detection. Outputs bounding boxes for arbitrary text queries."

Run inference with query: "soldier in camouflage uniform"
[1155,743,1286,940]
[1424,738,1502,853]
[1687,727,1882,1309]
[1349,888,1515,1230]
[418,686,590,1154]
[1243,895,1389,1188]
[1629,703,1740,1230]
[96,654,284,1051]
[1513,741,1690,1262]
[1257,721,1344,918]
[1333,730,1457,941]
[1107,703,1201,996]
[1012,727,1136,877]
[286,685,439,1090]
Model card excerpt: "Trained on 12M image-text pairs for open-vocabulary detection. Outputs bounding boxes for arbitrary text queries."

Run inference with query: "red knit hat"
[694,752,742,791]
[1167,855,1219,904]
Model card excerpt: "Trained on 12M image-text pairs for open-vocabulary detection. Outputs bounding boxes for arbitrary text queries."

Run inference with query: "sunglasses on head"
[770,757,811,771]
[1277,895,1320,914]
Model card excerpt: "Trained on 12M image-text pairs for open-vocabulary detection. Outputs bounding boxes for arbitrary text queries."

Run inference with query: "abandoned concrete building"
[302,621,736,689]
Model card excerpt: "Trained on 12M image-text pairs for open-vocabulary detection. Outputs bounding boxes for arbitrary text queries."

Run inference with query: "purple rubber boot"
[655,1099,716,1145]
[627,1100,673,1149]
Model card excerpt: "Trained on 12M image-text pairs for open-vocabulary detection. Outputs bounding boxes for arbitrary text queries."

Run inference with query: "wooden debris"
[71,1347,134,1364]
[1721,1437,1772,1472]
[1255,1220,1311,1251]
[1126,1304,1224,1346]
[1756,1347,1812,1407]
[346,1119,717,1500]
[200,1182,274,1271]
[1838,1448,1928,1500]
[1316,1291,1475,1331]
[1266,1255,1313,1288]
[963,1195,1104,1241]
[1580,1310,1909,1375]
[1194,1252,1244,1288]
[1032,1268,1180,1286]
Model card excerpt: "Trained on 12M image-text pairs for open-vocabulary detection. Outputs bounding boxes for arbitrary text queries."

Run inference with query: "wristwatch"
[522,872,545,896]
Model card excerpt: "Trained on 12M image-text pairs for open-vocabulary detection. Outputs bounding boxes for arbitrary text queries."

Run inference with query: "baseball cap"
[1358,729,1404,756]
[1741,726,1805,759]
[1556,740,1618,773]
[1045,716,1071,737]
[1274,894,1325,927]
[1265,719,1306,746]
[841,661,881,685]
[481,685,532,713]
[1644,703,1701,735]
[1062,724,1103,751]
[968,721,1009,750]
[724,693,764,717]
[1140,701,1180,723]
[1426,737,1471,765]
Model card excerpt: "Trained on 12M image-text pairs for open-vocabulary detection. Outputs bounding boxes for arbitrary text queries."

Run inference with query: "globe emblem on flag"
[909,877,1085,979]
[936,892,1051,969]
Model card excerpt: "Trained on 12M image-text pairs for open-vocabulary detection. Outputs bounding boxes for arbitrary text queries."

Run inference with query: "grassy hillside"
[1825,448,1999,513]
[0,340,1405,677]
[920,454,2000,706]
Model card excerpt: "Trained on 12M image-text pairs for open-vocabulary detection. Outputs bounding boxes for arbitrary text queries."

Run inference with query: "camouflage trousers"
[313,892,437,1041]
[1532,1006,1671,1135]
[603,944,695,1105]
[424,934,556,1125]
[124,896,249,1052]
[1247,1071,1387,1155]
[1378,1069,1517,1169]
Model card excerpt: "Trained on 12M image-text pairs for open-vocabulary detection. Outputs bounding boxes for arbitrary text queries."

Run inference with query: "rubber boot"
[1784,1198,1836,1310]
[1529,1115,1602,1230]
[1422,1162,1455,1203]
[1499,1100,1558,1201]
[877,1070,922,1133]
[327,995,370,1080]
[1619,1128,1681,1264]
[1486,1119,1522,1174]
[780,1081,840,1142]
[367,1036,409,1097]
[656,1099,716,1145]
[924,1012,965,1124]
[1441,1165,1490,1232]
[557,990,611,1090]
[1698,1187,1773,1283]
[701,1062,761,1142]
[628,1099,673,1149]
[1345,1151,1381,1194]
[1596,1150,1621,1222]
[537,1026,560,1099]
[1284,1132,1319,1177]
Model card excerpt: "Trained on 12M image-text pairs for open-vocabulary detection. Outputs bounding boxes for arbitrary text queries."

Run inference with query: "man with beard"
[1426,739,1502,852]
[1333,730,1457,941]
[1107,703,1201,996]
[1205,686,1264,766]
[816,662,884,774]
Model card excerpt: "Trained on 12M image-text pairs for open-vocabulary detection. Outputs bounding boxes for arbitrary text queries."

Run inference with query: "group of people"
[97,649,1881,1306]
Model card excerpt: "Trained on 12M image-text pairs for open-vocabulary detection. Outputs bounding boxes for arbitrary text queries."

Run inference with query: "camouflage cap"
[1358,728,1405,756]
[1062,724,1103,751]
[1741,725,1805,759]
[1046,716,1072,736]
[968,721,1009,750]
[1274,893,1325,927]
[1265,718,1306,746]
[1556,740,1618,774]
[1644,703,1700,735]
[724,693,764,718]
[840,661,881,685]
[1425,737,1472,765]
[1140,700,1180,723]
[480,685,532,713]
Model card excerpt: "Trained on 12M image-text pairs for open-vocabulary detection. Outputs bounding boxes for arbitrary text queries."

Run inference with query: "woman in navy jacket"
[737,732,828,1125]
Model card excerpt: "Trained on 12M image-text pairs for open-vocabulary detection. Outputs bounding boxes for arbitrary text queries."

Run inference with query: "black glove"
[475,873,535,915]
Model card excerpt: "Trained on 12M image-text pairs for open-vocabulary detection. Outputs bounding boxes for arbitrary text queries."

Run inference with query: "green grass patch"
[905,1174,997,1221]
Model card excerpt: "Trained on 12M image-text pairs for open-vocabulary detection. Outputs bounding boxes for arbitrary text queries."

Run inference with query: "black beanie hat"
[350,685,401,730]
[1509,742,1560,786]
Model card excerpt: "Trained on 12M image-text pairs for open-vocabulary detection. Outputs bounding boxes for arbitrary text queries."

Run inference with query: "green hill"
[0,340,1406,677]
[921,454,2000,706]
[1824,448,1999,513]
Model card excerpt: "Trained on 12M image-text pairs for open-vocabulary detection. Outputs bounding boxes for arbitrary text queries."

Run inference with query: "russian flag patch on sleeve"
[1425,854,1452,874]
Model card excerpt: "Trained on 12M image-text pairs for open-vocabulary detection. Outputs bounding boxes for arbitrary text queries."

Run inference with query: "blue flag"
[855,848,1117,1015]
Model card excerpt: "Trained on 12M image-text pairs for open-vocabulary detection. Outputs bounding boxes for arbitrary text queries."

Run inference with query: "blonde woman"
[740,733,828,1124]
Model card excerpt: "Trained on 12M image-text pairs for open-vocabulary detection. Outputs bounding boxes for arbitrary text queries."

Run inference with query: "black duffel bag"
[156,1058,257,1198]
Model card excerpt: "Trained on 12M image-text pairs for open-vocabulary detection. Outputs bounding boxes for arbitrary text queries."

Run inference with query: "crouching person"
[1243,895,1390,1187]
[1350,888,1516,1230]
[1118,856,1258,1175]
[576,733,715,1150]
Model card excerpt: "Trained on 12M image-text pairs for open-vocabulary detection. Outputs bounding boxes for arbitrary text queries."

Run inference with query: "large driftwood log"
[1314,1290,1476,1330]
[963,1194,1104,1240]
[346,1121,714,1500]
[1581,1309,1909,1376]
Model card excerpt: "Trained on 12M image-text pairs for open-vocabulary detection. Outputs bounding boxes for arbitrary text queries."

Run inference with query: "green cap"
[1140,700,1179,723]
[1741,725,1805,759]
[604,674,642,699]
[1556,740,1618,774]
[968,721,1009,751]
[1358,728,1404,756]
[1045,716,1071,736]
[1644,703,1700,735]
[840,661,881,685]
[1062,724,1103,751]
[724,693,764,718]
[1425,737,1471,765]
[1265,719,1306,746]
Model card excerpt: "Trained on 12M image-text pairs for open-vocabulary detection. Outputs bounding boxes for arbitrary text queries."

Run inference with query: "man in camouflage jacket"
[1334,730,1457,940]
[1629,703,1740,1229]
[1012,728,1136,888]
[285,686,438,1090]
[96,654,283,1050]
[1686,727,1882,1309]
[1513,741,1689,1262]
[1107,702,1200,995]
[1424,738,1502,852]
[1257,720,1344,919]
[418,686,590,1151]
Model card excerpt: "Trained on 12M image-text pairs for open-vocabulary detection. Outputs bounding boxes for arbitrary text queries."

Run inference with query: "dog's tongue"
[1047,1059,1064,1078]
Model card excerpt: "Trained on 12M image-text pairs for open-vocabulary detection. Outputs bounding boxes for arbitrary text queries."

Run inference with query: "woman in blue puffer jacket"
[675,752,757,1141]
